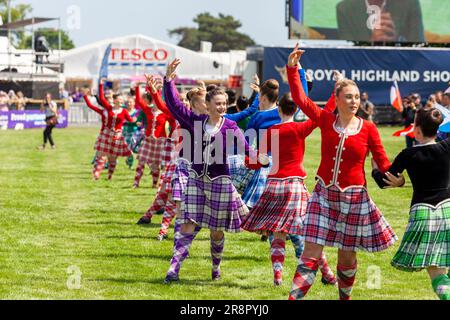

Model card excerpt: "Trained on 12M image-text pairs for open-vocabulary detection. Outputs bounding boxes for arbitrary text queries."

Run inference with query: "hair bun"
[432,109,442,120]
[265,79,279,90]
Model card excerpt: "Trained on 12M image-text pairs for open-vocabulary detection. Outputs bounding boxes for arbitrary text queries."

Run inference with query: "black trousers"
[43,117,56,146]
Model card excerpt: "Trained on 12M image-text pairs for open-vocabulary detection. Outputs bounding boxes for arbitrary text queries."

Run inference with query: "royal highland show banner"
[264,47,450,105]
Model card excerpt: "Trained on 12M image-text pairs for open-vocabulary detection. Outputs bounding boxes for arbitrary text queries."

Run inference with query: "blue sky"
[17,0,290,48]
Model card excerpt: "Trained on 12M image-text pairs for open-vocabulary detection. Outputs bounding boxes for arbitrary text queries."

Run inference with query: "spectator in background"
[8,90,17,101]
[71,87,84,103]
[0,91,10,112]
[410,92,423,110]
[402,95,417,148]
[434,91,443,105]
[226,89,238,114]
[10,91,28,110]
[38,93,59,150]
[59,86,70,101]
[357,91,375,122]
[442,87,450,109]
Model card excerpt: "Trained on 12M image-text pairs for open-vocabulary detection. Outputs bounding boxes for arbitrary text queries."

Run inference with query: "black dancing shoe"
[164,275,179,284]
[321,276,337,286]
[157,234,169,241]
[137,217,151,225]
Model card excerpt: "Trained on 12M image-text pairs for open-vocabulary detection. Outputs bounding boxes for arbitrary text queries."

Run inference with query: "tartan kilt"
[180,172,249,233]
[241,156,272,208]
[94,128,111,154]
[161,138,176,167]
[241,178,309,235]
[160,162,177,195]
[171,159,190,202]
[228,155,255,194]
[302,180,398,252]
[105,130,132,157]
[391,200,450,272]
[137,135,164,166]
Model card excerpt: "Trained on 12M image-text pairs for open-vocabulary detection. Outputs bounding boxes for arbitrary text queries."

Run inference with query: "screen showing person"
[336,0,425,42]
[287,0,450,43]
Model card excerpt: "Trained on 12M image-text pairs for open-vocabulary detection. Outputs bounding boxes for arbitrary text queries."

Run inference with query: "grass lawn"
[0,126,437,300]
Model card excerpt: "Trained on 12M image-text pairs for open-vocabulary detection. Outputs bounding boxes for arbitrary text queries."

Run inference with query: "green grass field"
[0,127,438,300]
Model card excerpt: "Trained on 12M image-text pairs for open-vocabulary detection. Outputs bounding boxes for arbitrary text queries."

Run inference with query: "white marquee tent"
[59,34,248,82]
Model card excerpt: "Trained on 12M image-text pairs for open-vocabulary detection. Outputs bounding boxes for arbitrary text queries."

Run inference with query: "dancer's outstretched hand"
[144,74,160,94]
[333,70,345,82]
[383,172,405,189]
[288,43,305,68]
[82,87,91,96]
[197,80,206,90]
[166,58,181,81]
[250,74,260,92]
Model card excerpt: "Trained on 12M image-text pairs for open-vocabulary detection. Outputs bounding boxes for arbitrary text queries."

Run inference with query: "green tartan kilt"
[391,200,450,272]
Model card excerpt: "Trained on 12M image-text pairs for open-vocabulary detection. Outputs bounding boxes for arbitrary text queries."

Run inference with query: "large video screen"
[288,0,450,43]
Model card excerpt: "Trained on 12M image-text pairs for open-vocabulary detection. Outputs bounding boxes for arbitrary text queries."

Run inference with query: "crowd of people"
[0,90,29,111]
[78,45,449,301]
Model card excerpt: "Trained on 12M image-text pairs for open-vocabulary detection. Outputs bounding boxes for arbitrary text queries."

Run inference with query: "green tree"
[19,28,75,50]
[0,0,32,46]
[169,12,256,51]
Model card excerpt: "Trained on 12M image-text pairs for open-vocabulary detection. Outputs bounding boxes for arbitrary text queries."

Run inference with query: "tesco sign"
[110,48,169,62]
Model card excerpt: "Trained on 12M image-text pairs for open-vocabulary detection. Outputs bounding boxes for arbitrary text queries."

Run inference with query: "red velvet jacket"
[99,84,133,131]
[287,65,391,190]
[135,86,172,138]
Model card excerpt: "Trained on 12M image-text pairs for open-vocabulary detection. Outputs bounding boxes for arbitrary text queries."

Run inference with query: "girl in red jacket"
[93,80,135,180]
[286,45,398,300]
[133,85,172,188]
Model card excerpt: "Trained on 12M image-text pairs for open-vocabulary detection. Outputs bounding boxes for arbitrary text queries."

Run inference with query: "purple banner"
[0,110,69,130]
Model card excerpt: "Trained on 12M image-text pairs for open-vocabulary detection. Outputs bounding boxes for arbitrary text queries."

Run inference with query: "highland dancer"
[241,67,339,286]
[83,88,109,178]
[372,107,450,300]
[162,59,266,283]
[92,80,136,180]
[135,77,179,239]
[133,85,171,188]
[287,45,397,300]
[123,96,140,169]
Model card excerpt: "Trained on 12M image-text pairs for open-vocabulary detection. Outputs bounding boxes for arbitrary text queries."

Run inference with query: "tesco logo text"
[110,48,169,62]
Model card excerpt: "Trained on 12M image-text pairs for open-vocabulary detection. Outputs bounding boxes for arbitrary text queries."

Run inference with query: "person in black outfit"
[38,93,58,150]
[372,107,450,300]
[402,95,417,147]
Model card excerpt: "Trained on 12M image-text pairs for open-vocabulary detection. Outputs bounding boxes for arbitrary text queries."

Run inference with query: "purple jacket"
[163,79,256,180]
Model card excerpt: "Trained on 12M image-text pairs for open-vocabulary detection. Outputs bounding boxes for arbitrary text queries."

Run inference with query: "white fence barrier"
[68,103,102,126]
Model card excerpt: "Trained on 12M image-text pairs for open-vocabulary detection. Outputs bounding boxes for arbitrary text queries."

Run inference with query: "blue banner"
[99,44,112,82]
[264,47,450,105]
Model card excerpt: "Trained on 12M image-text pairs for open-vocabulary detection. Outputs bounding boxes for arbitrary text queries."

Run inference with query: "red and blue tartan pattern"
[180,173,249,233]
[241,178,309,235]
[94,128,112,154]
[302,180,398,252]
[160,162,177,195]
[106,130,132,157]
[162,138,177,167]
[241,157,272,208]
[137,135,165,166]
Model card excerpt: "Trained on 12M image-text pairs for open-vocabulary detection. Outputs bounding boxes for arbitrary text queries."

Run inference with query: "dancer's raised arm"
[98,79,112,111]
[163,59,201,126]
